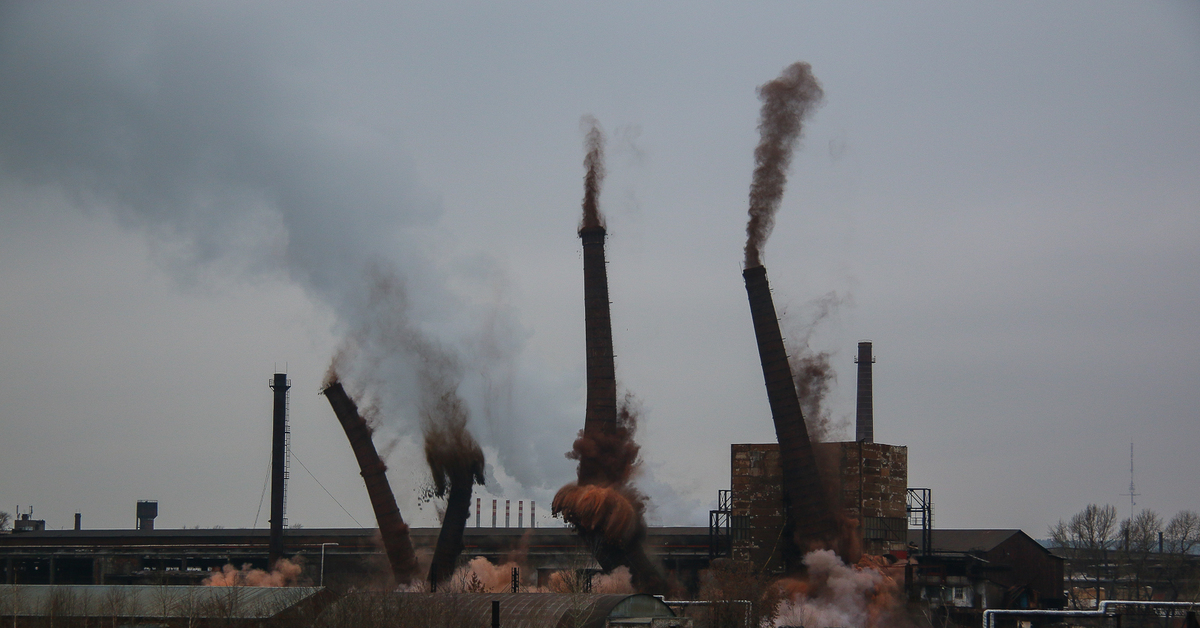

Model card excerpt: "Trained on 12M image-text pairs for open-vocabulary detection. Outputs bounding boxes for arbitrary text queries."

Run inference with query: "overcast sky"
[1,1,1197,537]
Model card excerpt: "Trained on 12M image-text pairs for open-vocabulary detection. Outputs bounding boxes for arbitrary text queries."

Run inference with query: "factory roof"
[324,593,678,628]
[908,529,1053,556]
[0,584,324,619]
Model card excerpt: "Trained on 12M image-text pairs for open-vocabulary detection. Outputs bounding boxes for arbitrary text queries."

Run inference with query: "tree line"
[1050,505,1200,607]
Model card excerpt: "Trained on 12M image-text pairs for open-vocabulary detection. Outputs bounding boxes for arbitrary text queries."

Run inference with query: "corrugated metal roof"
[322,593,674,628]
[0,584,322,618]
[906,529,1024,554]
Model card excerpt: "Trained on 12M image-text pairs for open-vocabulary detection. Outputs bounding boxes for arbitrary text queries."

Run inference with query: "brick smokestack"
[323,381,418,585]
[743,265,835,565]
[581,225,617,448]
[268,373,289,567]
[855,341,874,443]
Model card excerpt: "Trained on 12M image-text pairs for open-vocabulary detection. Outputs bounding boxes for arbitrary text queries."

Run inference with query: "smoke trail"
[0,3,584,512]
[784,291,852,442]
[329,267,488,586]
[744,62,824,268]
[580,116,606,231]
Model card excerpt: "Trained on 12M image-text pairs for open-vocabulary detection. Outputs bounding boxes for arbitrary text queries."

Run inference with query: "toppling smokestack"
[425,393,486,589]
[268,373,289,567]
[553,117,666,595]
[744,266,836,564]
[738,62,834,569]
[323,380,418,586]
[855,341,874,443]
[580,225,617,444]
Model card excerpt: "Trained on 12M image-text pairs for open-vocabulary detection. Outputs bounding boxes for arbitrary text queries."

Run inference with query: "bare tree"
[1162,510,1200,601]
[1118,509,1163,600]
[0,512,10,532]
[1050,503,1118,607]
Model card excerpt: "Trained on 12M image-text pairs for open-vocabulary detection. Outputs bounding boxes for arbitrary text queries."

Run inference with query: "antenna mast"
[1120,441,1140,519]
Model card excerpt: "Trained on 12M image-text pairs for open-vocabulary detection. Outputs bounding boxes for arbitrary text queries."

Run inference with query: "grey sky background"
[1,2,1197,536]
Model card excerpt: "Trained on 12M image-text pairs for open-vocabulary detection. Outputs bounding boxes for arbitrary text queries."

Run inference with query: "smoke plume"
[0,3,586,520]
[744,62,824,268]
[770,550,905,628]
[204,558,303,587]
[784,291,852,442]
[580,116,606,231]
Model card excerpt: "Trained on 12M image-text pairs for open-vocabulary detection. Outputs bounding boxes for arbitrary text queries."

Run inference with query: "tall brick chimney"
[743,265,835,566]
[855,341,874,443]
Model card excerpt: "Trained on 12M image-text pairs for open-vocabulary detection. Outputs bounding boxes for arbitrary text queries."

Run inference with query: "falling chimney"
[581,226,618,446]
[268,373,290,567]
[855,342,874,443]
[323,381,418,585]
[743,265,835,564]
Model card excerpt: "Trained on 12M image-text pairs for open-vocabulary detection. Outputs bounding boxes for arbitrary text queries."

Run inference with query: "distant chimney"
[855,342,875,443]
[74,512,81,531]
[136,500,157,531]
[268,373,290,567]
[476,497,481,528]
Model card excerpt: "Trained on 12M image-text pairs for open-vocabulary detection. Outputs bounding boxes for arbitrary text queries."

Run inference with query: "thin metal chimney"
[268,373,290,567]
[855,342,875,443]
[742,265,835,565]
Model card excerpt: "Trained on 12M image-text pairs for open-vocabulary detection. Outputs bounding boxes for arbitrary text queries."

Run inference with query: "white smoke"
[771,550,890,628]
[0,3,578,499]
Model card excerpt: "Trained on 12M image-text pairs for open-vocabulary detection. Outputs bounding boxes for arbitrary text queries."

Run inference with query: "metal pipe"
[983,601,1200,628]
[319,542,338,587]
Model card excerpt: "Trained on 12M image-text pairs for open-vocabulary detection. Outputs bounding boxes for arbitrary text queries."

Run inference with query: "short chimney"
[855,341,875,443]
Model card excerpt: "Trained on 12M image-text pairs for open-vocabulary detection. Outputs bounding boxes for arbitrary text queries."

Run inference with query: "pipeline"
[323,381,419,586]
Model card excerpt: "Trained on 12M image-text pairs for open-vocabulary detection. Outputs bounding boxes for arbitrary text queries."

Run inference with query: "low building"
[909,529,1065,626]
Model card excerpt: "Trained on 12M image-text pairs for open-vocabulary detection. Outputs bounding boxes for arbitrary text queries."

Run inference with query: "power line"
[291,449,364,528]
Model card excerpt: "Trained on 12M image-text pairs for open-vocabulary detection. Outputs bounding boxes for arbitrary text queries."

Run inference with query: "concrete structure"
[0,527,711,594]
[726,440,908,572]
